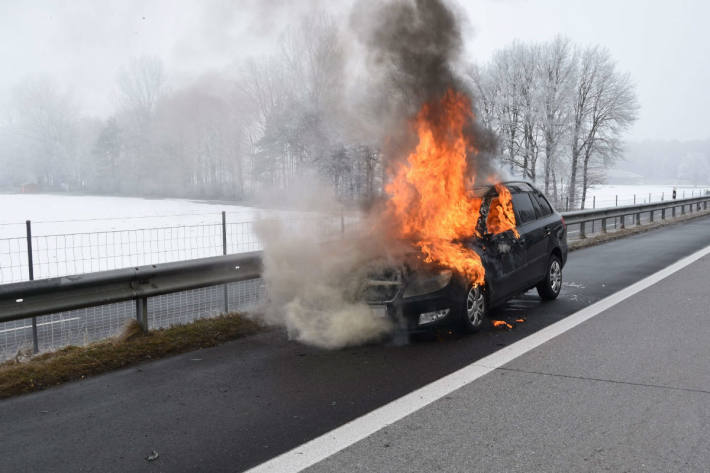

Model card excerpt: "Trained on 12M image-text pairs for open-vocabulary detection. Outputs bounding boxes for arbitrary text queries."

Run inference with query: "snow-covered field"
[1,185,708,284]
[0,193,340,284]
[581,184,709,210]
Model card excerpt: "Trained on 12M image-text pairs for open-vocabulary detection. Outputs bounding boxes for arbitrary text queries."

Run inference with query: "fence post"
[222,211,229,314]
[26,220,39,354]
[136,297,148,332]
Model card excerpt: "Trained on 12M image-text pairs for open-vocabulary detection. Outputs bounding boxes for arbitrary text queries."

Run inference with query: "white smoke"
[253,178,395,349]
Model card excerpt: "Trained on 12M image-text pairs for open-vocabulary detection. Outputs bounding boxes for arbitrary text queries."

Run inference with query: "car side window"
[532,192,553,216]
[528,192,544,218]
[511,193,537,224]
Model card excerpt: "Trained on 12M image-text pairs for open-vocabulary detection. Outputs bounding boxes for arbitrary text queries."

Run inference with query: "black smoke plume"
[350,0,497,178]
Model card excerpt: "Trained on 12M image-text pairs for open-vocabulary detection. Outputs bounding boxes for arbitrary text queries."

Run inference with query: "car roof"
[471,181,538,195]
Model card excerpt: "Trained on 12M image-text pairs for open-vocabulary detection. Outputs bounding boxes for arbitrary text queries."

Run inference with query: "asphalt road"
[2,215,710,472]
[307,251,710,472]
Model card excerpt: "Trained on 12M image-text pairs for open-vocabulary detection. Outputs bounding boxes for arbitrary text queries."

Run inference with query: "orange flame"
[385,89,518,286]
[487,183,520,238]
[492,320,513,329]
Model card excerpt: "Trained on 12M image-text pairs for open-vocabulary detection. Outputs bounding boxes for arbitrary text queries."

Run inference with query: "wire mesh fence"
[0,278,266,361]
[0,213,352,284]
[575,188,710,211]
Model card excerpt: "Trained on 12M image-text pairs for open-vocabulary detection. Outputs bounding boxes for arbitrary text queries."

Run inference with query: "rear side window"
[511,193,537,224]
[532,192,553,216]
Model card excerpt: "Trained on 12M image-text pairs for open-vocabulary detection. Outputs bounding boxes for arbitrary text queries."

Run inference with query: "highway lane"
[306,250,710,472]
[2,215,710,473]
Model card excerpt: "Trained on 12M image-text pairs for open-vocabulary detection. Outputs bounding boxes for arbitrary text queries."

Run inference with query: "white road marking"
[245,244,710,473]
[0,317,81,334]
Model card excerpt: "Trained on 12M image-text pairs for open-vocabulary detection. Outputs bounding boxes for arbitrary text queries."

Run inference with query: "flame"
[492,320,513,329]
[384,89,518,286]
[487,184,520,238]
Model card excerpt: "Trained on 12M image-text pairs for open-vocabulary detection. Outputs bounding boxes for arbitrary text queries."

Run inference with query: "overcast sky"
[1,0,708,142]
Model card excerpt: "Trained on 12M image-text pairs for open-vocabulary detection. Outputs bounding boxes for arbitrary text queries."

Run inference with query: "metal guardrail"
[0,252,262,337]
[561,195,710,238]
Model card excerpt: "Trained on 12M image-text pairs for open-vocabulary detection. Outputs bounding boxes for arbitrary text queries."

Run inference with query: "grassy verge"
[0,313,262,400]
[569,208,710,251]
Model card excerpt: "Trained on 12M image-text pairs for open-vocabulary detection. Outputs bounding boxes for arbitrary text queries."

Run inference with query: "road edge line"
[244,244,710,473]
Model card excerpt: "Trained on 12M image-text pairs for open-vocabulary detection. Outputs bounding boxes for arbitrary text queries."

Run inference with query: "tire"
[459,284,488,333]
[537,254,562,300]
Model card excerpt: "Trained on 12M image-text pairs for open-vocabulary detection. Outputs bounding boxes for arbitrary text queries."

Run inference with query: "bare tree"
[9,78,79,189]
[117,56,165,118]
[537,37,575,198]
[488,45,524,174]
[569,47,639,209]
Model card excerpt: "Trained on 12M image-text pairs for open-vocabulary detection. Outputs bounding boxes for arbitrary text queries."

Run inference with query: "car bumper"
[369,284,460,332]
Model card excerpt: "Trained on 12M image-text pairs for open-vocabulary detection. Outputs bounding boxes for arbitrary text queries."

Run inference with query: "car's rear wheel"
[459,284,487,333]
[537,254,562,300]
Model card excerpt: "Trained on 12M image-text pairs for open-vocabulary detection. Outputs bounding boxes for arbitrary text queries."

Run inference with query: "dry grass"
[0,313,262,399]
[569,208,710,252]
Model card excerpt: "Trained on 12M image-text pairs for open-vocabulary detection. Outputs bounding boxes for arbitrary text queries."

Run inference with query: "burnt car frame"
[364,181,568,333]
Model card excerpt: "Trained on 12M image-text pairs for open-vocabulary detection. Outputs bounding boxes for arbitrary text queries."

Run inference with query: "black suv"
[364,181,567,332]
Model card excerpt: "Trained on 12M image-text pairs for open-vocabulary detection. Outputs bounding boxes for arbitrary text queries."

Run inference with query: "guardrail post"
[681,204,685,215]
[579,221,586,239]
[26,220,39,354]
[601,217,607,233]
[620,214,625,229]
[615,195,618,207]
[661,208,665,220]
[593,196,596,209]
[648,192,651,204]
[705,201,708,210]
[634,194,636,205]
[649,209,654,223]
[662,192,664,201]
[635,212,641,226]
[565,196,569,211]
[672,206,676,218]
[222,211,229,314]
[136,297,148,332]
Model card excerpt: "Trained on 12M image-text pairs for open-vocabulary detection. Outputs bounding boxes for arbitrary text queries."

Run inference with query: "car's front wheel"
[537,254,562,300]
[459,284,487,333]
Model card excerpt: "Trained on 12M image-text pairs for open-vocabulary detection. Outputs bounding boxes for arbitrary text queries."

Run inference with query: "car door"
[525,191,553,282]
[510,192,545,288]
[481,193,527,303]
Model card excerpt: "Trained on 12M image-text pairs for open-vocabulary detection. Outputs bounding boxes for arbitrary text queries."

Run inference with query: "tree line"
[0,21,638,210]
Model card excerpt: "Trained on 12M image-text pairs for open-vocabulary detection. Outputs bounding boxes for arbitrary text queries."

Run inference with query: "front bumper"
[370,283,460,332]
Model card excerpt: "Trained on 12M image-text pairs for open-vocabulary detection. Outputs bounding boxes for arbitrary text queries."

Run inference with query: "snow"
[2,185,707,284]
[580,184,709,210]
[0,193,339,284]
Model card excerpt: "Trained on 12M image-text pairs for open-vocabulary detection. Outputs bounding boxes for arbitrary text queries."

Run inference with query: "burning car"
[363,181,567,333]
